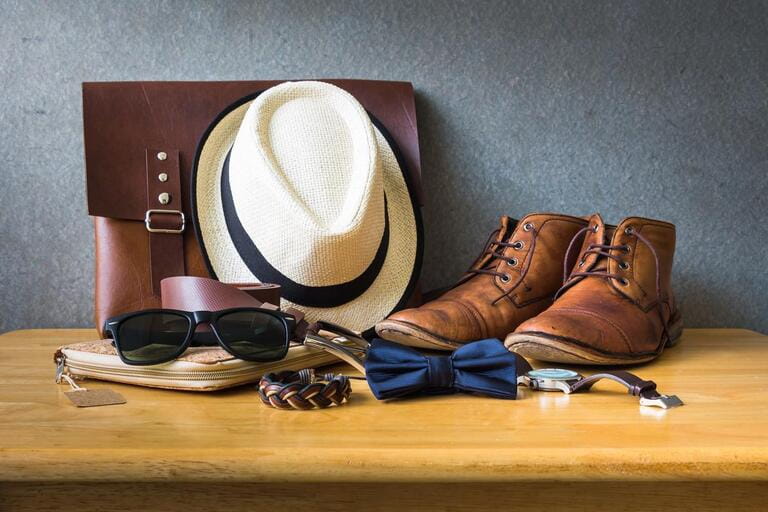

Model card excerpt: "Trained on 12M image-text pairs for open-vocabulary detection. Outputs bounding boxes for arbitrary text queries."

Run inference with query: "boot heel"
[665,313,684,347]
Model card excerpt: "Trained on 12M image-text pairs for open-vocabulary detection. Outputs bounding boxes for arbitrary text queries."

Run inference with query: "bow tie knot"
[364,338,529,400]
[427,355,454,388]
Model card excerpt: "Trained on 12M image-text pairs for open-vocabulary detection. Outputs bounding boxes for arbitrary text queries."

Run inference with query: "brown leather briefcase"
[83,80,424,335]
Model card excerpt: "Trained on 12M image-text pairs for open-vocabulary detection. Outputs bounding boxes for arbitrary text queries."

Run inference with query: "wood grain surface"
[1,328,767,511]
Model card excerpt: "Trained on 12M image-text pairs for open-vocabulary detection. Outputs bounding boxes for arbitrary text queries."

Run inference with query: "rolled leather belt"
[160,276,309,340]
[160,276,281,311]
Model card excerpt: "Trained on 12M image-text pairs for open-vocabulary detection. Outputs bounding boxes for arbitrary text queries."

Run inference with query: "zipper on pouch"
[54,350,267,382]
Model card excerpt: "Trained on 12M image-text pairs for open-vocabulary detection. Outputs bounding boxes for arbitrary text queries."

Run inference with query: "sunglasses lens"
[215,311,288,361]
[117,312,190,364]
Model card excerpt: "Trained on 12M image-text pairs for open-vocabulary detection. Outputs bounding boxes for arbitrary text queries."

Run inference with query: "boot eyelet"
[578,259,586,267]
[623,244,631,253]
[619,278,630,286]
[507,258,518,267]
[624,226,634,235]
[512,241,525,250]
[591,224,598,232]
[500,274,511,283]
[523,222,534,232]
[619,261,630,270]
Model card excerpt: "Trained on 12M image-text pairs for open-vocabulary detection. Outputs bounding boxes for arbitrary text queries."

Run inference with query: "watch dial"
[527,368,580,381]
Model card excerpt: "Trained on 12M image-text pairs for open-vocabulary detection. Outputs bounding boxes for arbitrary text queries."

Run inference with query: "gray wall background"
[1,0,766,334]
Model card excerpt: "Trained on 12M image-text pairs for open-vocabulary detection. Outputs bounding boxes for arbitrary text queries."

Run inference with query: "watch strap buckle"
[639,394,684,409]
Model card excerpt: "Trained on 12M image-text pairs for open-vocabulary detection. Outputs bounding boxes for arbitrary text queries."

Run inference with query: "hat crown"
[229,81,386,286]
[193,80,420,332]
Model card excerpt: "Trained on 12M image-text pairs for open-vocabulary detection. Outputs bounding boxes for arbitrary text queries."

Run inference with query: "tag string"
[61,374,86,392]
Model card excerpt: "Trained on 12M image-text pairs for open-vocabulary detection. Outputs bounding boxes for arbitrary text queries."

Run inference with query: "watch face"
[527,368,580,381]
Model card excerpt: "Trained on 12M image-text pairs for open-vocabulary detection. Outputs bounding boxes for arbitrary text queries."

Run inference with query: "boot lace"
[559,225,670,342]
[466,223,539,304]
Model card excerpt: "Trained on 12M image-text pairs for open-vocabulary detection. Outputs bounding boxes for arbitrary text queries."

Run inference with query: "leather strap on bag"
[145,148,185,294]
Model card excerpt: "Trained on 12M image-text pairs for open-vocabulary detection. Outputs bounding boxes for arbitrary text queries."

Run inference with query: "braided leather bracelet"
[257,369,353,410]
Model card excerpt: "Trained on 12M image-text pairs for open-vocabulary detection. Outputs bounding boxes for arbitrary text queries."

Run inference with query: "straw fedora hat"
[191,81,422,332]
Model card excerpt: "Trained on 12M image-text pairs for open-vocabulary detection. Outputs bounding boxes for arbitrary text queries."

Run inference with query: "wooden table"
[1,328,767,511]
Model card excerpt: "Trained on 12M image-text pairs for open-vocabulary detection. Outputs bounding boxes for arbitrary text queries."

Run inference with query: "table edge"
[2,448,768,483]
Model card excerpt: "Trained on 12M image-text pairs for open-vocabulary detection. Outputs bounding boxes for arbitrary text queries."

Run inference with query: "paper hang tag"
[65,388,127,407]
[60,373,126,407]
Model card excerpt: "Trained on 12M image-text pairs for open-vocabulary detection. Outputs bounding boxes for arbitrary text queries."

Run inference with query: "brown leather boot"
[375,213,589,349]
[505,214,682,365]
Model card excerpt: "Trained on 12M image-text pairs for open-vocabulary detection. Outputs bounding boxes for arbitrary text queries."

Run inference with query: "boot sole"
[375,319,464,350]
[504,312,684,365]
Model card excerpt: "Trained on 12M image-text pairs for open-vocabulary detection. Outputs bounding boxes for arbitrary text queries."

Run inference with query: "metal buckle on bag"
[145,209,185,234]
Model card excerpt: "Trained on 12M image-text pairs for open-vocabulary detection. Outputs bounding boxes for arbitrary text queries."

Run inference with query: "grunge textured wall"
[1,0,766,333]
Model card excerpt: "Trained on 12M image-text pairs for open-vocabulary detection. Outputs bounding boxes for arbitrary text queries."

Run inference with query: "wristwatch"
[518,368,684,409]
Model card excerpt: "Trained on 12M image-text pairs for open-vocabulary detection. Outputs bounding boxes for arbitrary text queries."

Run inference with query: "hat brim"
[191,90,423,333]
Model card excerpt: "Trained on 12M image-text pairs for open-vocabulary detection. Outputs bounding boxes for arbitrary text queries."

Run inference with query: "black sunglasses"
[103,308,295,366]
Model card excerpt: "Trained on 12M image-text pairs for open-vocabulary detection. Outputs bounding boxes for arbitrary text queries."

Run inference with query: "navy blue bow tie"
[364,338,530,400]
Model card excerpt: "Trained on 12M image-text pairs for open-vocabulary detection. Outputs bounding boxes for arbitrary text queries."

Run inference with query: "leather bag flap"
[82,80,423,222]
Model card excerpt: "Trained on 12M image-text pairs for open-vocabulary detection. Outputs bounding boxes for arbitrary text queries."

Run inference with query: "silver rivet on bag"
[158,192,171,205]
[158,172,168,182]
[157,151,167,161]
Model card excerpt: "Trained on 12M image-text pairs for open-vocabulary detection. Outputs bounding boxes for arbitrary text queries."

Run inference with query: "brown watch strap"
[568,371,661,399]
[515,353,533,377]
[145,148,185,294]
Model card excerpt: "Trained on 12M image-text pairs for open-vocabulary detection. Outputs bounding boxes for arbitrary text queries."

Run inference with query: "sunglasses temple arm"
[303,333,367,374]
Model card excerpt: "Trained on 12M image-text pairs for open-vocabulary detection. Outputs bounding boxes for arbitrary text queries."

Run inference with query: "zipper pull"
[55,353,66,384]
[55,355,83,391]
[54,349,127,407]
[55,353,90,391]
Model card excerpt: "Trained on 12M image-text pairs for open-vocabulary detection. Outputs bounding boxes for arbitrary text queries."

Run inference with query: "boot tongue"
[588,220,622,273]
[578,213,608,272]
[496,215,515,243]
